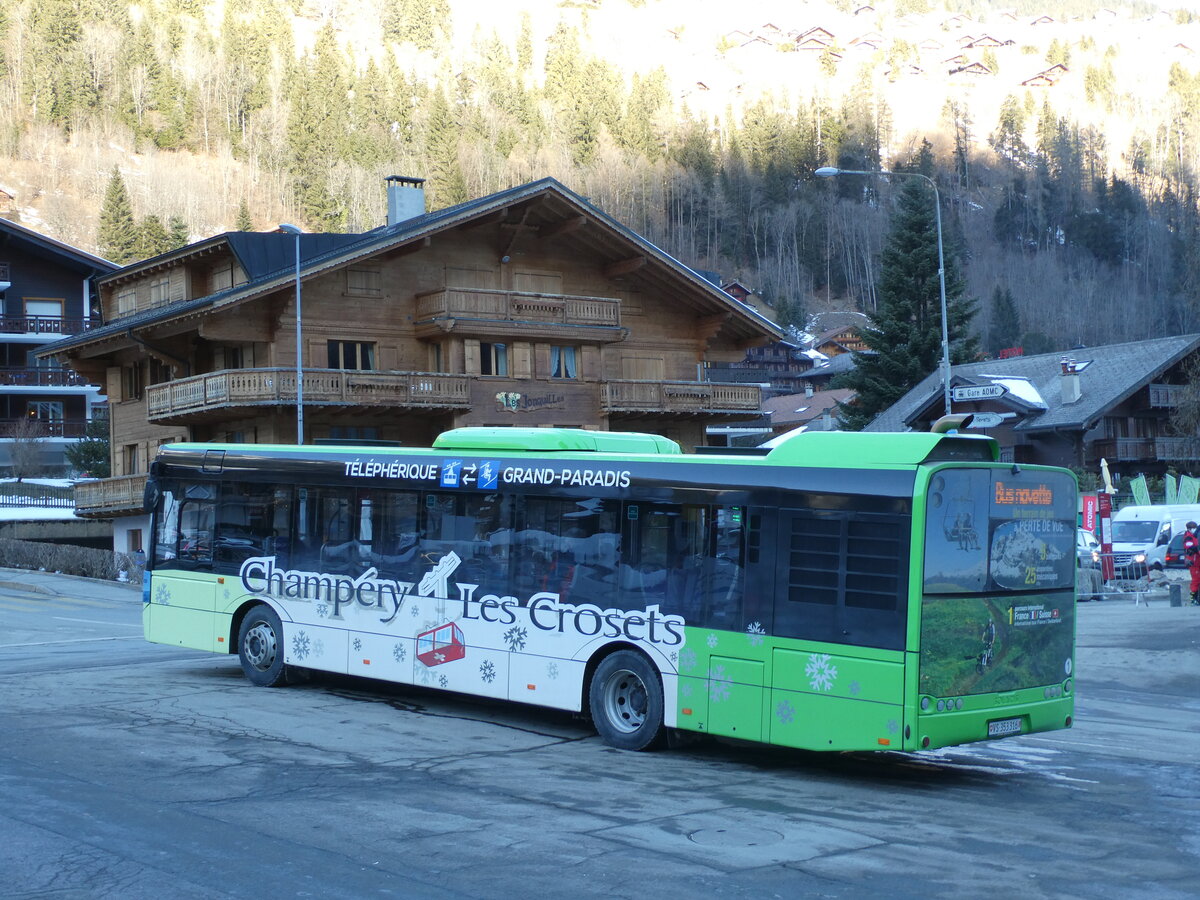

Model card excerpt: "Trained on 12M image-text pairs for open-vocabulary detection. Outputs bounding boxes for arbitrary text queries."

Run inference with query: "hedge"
[0,538,143,585]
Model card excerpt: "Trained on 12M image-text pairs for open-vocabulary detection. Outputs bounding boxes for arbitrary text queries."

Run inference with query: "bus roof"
[157,429,997,470]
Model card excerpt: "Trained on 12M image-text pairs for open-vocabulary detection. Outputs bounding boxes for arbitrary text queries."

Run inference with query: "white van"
[1107,504,1200,575]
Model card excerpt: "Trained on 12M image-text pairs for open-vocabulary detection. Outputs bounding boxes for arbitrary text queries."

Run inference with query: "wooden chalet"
[41,177,782,544]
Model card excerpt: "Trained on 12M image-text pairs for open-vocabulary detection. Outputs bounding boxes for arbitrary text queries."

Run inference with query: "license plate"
[987,717,1023,737]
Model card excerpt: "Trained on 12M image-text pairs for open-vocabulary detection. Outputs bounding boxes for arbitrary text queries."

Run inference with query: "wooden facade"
[43,178,781,521]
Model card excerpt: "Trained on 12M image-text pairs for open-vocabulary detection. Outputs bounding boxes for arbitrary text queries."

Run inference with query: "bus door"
[148,484,220,650]
[767,508,909,751]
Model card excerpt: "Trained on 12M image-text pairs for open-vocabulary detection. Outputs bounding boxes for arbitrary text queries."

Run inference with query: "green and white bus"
[143,426,1077,752]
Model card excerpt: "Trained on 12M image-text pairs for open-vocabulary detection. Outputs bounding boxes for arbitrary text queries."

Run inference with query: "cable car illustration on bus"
[943,493,981,551]
[417,622,467,667]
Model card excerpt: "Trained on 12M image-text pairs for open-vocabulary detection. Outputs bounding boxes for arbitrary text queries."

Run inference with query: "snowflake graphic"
[709,663,731,703]
[669,649,678,664]
[393,642,407,663]
[849,680,861,696]
[546,661,559,680]
[480,660,497,684]
[438,674,449,688]
[679,647,697,671]
[352,637,362,652]
[155,584,171,606]
[312,639,324,658]
[706,632,719,649]
[410,604,420,618]
[316,604,329,618]
[503,625,528,652]
[681,681,693,698]
[418,665,433,684]
[291,631,311,661]
[887,719,899,735]
[776,700,795,724]
[805,653,838,692]
[222,586,232,601]
[746,621,766,647]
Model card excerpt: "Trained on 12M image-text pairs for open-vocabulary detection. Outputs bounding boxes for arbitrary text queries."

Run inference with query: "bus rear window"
[924,468,1075,593]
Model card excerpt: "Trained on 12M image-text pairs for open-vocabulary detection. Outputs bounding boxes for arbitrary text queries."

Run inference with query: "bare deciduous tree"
[6,416,48,481]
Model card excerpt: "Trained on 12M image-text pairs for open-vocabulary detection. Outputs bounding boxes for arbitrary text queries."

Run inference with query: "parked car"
[1160,532,1192,569]
[1077,528,1100,570]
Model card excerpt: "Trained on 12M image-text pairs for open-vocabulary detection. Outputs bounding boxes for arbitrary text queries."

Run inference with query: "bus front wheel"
[238,605,289,687]
[589,650,665,751]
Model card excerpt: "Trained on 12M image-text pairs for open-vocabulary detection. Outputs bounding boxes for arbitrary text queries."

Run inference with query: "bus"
[142,425,1077,753]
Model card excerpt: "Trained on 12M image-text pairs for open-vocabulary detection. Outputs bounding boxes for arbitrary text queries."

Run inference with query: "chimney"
[386,175,426,226]
[1060,358,1081,404]
[804,382,814,398]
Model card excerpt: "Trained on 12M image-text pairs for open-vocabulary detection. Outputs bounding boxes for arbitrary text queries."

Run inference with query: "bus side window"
[214,483,282,572]
[153,488,181,568]
[177,498,215,568]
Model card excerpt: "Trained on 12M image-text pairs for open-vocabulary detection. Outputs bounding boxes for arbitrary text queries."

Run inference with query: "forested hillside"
[3,0,1200,354]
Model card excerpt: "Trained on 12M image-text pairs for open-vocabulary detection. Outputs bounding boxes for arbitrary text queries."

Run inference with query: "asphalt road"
[1,572,1198,899]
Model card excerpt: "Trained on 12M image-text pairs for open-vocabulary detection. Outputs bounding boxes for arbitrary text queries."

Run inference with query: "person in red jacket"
[1185,522,1200,605]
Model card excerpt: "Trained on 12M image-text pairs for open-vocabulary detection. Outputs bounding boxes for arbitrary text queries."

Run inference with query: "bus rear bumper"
[916,695,1074,750]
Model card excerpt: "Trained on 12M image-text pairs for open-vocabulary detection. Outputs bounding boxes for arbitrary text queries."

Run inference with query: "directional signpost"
[966,412,1005,428]
[951,384,1008,402]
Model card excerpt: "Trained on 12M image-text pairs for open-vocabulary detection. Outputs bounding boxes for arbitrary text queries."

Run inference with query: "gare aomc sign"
[951,384,1008,402]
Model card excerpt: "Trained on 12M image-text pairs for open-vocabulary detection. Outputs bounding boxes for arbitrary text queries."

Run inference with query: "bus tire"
[238,604,289,687]
[589,650,665,751]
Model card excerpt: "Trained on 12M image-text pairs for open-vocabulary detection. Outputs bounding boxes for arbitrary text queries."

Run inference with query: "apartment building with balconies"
[40,177,782,551]
[0,217,116,473]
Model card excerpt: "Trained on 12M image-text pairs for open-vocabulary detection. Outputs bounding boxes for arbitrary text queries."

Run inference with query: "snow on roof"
[977,375,1047,408]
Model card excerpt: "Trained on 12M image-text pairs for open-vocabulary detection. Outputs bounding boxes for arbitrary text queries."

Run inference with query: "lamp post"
[815,166,953,417]
[278,224,304,444]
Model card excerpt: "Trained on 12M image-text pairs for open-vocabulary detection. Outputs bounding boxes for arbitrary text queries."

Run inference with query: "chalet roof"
[0,217,117,275]
[763,388,855,427]
[42,177,783,357]
[804,350,865,379]
[865,334,1200,434]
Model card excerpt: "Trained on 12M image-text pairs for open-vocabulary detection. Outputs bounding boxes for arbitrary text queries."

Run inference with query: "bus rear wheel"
[238,605,290,687]
[589,650,665,751]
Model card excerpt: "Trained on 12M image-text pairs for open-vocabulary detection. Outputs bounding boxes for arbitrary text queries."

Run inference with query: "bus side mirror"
[143,479,161,514]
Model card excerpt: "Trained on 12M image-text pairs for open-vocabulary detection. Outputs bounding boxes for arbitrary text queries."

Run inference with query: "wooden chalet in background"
[40,177,781,550]
[866,335,1200,475]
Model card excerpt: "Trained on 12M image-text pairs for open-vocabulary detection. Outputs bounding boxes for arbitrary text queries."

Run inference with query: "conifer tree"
[988,285,1021,356]
[235,199,254,231]
[836,144,976,430]
[137,215,172,258]
[97,167,139,264]
[168,216,190,249]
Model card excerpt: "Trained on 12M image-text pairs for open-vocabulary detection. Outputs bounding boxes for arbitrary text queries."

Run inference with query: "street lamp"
[278,224,304,444]
[815,166,953,417]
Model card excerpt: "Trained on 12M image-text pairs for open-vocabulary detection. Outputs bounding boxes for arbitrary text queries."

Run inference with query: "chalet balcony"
[74,474,148,518]
[601,380,762,417]
[144,367,471,424]
[1089,436,1200,463]
[0,315,93,336]
[0,418,90,439]
[0,367,93,387]
[414,287,624,340]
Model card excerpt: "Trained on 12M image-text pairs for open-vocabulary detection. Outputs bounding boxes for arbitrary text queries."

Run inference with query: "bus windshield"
[920,467,1076,697]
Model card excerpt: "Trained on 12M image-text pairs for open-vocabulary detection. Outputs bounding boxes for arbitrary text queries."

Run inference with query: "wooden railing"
[415,287,621,327]
[145,368,471,419]
[0,367,93,387]
[0,418,90,438]
[0,315,93,335]
[1154,437,1200,460]
[1090,438,1156,462]
[74,474,148,517]
[601,380,762,414]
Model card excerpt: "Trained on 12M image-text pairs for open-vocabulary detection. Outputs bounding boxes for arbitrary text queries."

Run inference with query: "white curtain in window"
[563,347,577,378]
